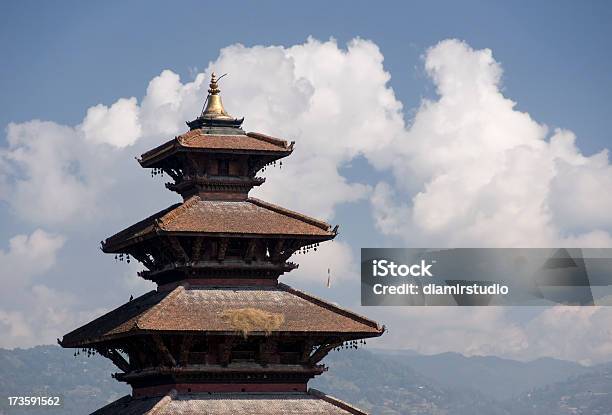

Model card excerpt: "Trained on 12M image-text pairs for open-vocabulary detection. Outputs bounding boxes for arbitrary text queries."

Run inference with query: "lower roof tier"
[92,389,365,415]
[61,283,383,347]
[102,196,336,253]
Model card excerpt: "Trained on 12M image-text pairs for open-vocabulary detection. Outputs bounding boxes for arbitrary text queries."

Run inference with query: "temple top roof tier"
[138,74,294,199]
[138,130,293,169]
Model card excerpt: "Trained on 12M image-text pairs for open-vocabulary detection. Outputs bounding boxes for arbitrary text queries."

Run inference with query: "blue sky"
[1,1,611,152]
[1,1,612,363]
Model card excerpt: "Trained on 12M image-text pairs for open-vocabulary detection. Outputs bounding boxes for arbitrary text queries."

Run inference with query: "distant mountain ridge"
[371,349,590,400]
[513,365,612,414]
[0,346,128,414]
[0,345,610,415]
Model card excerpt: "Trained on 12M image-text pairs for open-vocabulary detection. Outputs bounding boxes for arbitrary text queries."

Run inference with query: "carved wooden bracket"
[163,167,180,182]
[244,239,256,262]
[271,239,285,261]
[168,236,190,262]
[152,334,177,367]
[130,246,156,269]
[191,238,204,263]
[96,347,131,373]
[179,335,194,366]
[308,339,344,365]
[259,338,277,365]
[301,339,317,364]
[218,238,229,261]
[218,337,238,366]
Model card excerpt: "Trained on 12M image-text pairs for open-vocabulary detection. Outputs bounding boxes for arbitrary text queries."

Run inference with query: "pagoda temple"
[60,73,385,414]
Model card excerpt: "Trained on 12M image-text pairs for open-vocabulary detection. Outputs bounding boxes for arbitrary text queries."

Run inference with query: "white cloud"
[371,307,528,358]
[370,39,612,248]
[81,97,142,148]
[0,37,403,226]
[0,230,93,348]
[549,135,612,233]
[139,69,207,138]
[364,39,612,363]
[286,240,356,286]
[204,38,405,219]
[368,305,612,364]
[0,311,31,344]
[2,37,612,363]
[0,285,106,349]
[3,121,97,224]
[370,182,413,238]
[523,306,612,365]
[0,229,65,290]
[0,37,403,349]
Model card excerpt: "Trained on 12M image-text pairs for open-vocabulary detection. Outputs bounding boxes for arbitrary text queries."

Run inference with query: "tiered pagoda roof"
[62,283,381,347]
[140,131,293,167]
[60,73,383,414]
[102,197,335,252]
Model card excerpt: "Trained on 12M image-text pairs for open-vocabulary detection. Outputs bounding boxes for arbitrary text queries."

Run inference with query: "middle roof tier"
[102,195,338,283]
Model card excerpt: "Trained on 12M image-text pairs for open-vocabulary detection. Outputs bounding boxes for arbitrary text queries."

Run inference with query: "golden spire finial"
[202,72,231,119]
[208,72,220,95]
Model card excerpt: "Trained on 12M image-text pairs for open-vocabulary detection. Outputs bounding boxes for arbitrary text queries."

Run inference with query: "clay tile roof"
[60,290,166,347]
[139,131,292,166]
[92,390,367,415]
[103,196,335,252]
[60,283,383,347]
[178,131,292,152]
